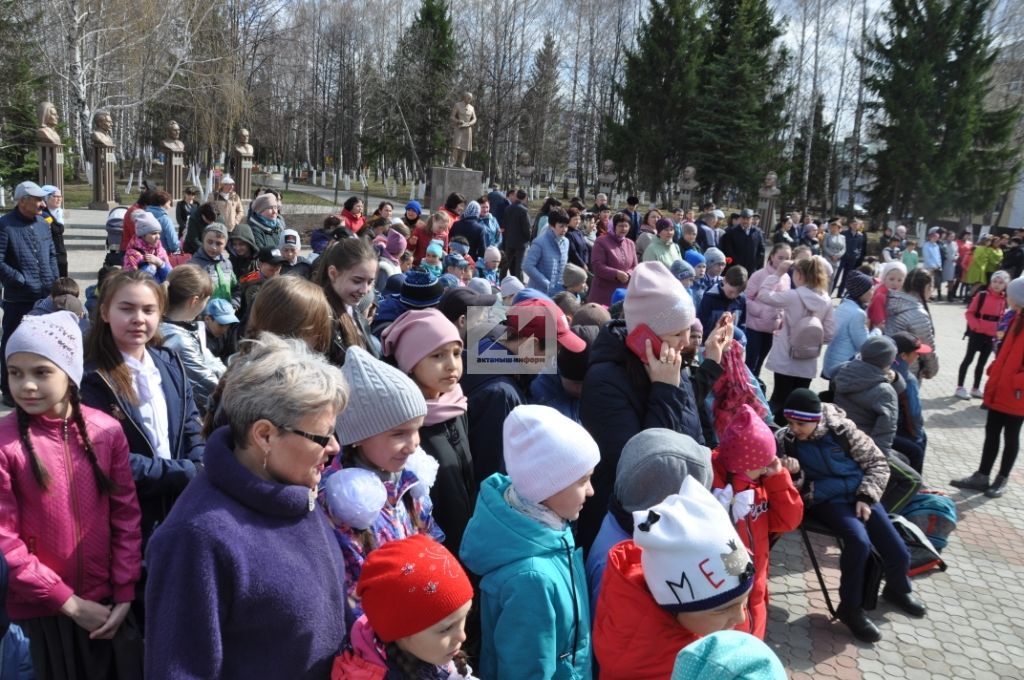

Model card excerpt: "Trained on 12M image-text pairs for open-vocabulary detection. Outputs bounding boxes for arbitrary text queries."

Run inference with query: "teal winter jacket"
[459,474,592,679]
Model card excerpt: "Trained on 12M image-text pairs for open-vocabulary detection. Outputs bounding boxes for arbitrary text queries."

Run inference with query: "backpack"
[789,296,825,360]
[900,492,958,552]
[880,453,923,514]
[889,513,946,576]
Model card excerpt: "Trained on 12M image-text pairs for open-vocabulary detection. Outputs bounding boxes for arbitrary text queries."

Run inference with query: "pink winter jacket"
[745,268,792,332]
[760,280,836,379]
[0,406,142,619]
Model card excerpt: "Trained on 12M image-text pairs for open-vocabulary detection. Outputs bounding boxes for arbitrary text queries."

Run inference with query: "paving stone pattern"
[763,300,1024,680]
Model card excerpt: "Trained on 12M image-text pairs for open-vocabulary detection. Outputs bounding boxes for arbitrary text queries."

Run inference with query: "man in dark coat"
[836,218,867,296]
[719,208,765,274]
[487,185,509,225]
[500,189,531,279]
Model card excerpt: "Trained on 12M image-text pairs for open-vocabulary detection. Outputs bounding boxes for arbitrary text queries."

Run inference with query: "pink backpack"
[788,296,825,360]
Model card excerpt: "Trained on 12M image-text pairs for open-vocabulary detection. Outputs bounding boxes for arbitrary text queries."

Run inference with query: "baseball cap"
[14,181,46,200]
[205,298,240,325]
[505,299,585,352]
[257,246,287,265]
[891,331,932,355]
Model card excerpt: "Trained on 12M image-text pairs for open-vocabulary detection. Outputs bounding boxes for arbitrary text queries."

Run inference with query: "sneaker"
[882,588,927,617]
[985,475,1008,498]
[970,387,984,399]
[955,386,970,400]
[950,472,990,491]
[837,606,882,643]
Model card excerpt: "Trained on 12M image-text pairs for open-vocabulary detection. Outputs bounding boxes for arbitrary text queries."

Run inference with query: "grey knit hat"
[614,429,713,511]
[859,335,897,369]
[703,247,727,266]
[334,346,427,446]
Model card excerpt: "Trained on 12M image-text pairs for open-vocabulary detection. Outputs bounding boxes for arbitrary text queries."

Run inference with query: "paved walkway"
[762,300,1024,680]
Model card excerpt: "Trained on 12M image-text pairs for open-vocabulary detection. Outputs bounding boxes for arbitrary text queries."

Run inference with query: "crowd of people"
[0,176,1017,679]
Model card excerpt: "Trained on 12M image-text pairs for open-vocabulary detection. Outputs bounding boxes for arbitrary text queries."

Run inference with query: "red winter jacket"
[712,460,803,639]
[0,407,142,619]
[593,540,698,679]
[409,226,449,265]
[965,287,1007,337]
[984,315,1024,417]
[341,209,366,234]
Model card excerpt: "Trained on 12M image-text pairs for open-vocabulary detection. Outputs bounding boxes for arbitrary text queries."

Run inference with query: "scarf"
[251,212,281,232]
[711,341,769,440]
[609,232,626,244]
[424,384,468,427]
[504,483,566,531]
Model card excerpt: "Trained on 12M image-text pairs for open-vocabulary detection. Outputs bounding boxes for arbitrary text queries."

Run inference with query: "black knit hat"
[844,270,874,302]
[782,388,822,422]
[398,270,444,309]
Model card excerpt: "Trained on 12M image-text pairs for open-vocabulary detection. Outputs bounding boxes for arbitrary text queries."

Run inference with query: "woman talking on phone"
[578,262,733,552]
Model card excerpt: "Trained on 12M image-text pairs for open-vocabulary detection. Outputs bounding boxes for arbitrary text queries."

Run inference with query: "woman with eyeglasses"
[144,333,349,679]
[246,192,283,251]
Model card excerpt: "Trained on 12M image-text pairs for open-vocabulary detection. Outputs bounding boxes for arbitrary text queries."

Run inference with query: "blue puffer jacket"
[0,208,58,303]
[792,431,865,505]
[822,298,875,379]
[146,205,181,254]
[696,283,746,331]
[523,229,569,295]
[460,474,592,680]
[81,346,205,541]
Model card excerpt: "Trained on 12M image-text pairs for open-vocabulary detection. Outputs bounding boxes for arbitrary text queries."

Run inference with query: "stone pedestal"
[165,150,185,201]
[427,166,483,212]
[90,144,117,210]
[676,190,694,211]
[757,197,777,230]
[37,143,64,194]
[232,152,253,198]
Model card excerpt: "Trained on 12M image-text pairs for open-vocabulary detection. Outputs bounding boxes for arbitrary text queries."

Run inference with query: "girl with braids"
[80,270,204,546]
[314,237,382,364]
[0,312,143,678]
[333,535,478,679]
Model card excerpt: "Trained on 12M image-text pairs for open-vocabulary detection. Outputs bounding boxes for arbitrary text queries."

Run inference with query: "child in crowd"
[744,243,792,378]
[30,277,88,334]
[478,246,502,284]
[777,389,924,643]
[952,277,1024,498]
[684,250,709,307]
[444,253,470,284]
[833,335,904,454]
[280,229,312,278]
[529,325,599,424]
[882,236,902,263]
[333,535,476,678]
[901,239,919,269]
[81,270,205,544]
[593,477,755,679]
[0,312,143,676]
[381,310,477,556]
[562,263,588,303]
[886,269,938,380]
[956,270,1009,399]
[460,405,597,679]
[374,229,407,293]
[327,346,443,616]
[227,221,259,279]
[711,406,803,639]
[890,332,929,472]
[867,261,906,330]
[160,265,226,415]
[203,298,241,362]
[697,265,748,332]
[671,631,786,680]
[422,243,444,277]
[410,212,450,265]
[85,265,121,319]
[189,223,238,305]
[237,246,286,317]
[670,259,698,307]
[499,275,524,305]
[122,212,171,283]
[822,270,877,380]
[315,238,381,361]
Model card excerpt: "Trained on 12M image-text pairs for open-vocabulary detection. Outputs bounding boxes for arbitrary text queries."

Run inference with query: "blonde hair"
[793,257,828,292]
[247,276,333,355]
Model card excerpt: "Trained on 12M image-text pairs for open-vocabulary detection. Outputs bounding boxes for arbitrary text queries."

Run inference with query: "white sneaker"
[971,387,984,399]
[955,387,970,400]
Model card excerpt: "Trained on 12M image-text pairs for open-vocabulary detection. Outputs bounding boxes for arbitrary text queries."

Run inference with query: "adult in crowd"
[719,208,764,274]
[500,189,531,280]
[566,207,591,273]
[40,185,68,277]
[175,186,199,235]
[588,213,638,307]
[486,184,509,225]
[835,218,866,296]
[694,206,719,251]
[523,207,570,296]
[449,200,487,261]
[884,269,938,380]
[143,190,180,255]
[247,193,284,252]
[0,182,59,405]
[340,196,366,234]
[772,215,799,246]
[440,192,465,226]
[478,195,502,248]
[145,334,348,678]
[209,175,245,233]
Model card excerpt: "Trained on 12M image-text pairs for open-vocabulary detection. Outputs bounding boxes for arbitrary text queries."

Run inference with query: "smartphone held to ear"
[626,323,663,364]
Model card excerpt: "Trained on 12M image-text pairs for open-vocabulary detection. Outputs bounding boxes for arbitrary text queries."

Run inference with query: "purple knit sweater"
[144,426,346,679]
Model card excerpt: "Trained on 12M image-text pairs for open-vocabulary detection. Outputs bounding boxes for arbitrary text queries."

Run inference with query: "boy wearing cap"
[777,388,924,643]
[190,223,239,304]
[203,298,241,361]
[279,229,312,278]
[237,246,286,320]
[833,335,906,454]
[593,477,755,679]
[460,405,598,680]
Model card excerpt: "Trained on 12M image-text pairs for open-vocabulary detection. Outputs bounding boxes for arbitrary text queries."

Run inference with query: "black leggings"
[770,373,812,425]
[978,408,1023,478]
[958,331,993,389]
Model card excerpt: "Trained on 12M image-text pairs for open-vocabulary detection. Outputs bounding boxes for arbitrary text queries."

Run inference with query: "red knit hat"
[715,404,777,475]
[356,535,473,642]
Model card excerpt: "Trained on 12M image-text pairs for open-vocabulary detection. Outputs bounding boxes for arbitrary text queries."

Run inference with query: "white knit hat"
[334,347,427,446]
[500,275,525,299]
[503,404,600,503]
[633,476,754,613]
[323,468,386,530]
[5,311,83,387]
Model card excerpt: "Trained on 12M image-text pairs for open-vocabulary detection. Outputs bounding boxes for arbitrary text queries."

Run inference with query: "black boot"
[985,475,1008,498]
[882,588,927,617]
[837,605,882,643]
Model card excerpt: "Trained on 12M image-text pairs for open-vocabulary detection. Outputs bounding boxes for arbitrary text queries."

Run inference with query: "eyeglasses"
[277,424,336,448]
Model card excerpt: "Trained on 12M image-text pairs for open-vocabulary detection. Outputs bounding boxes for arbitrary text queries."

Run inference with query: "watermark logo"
[465,305,557,375]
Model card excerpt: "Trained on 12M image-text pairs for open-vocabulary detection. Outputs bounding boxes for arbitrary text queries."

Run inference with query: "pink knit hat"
[386,229,407,257]
[623,261,696,335]
[715,405,777,475]
[381,309,462,373]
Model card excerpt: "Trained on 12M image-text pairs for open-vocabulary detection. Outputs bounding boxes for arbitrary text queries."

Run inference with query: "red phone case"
[626,323,663,364]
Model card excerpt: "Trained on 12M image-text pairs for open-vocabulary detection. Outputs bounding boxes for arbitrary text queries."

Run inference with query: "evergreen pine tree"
[683,0,787,202]
[520,33,564,178]
[394,0,458,171]
[864,0,1021,222]
[606,0,705,199]
[0,0,45,184]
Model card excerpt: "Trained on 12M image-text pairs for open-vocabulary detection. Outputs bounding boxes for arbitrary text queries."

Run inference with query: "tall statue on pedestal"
[89,110,117,210]
[36,101,64,195]
[161,120,186,201]
[676,165,699,209]
[757,171,781,228]
[232,127,254,199]
[450,92,477,169]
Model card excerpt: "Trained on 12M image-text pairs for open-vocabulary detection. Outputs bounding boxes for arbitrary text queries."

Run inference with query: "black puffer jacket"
[419,413,478,556]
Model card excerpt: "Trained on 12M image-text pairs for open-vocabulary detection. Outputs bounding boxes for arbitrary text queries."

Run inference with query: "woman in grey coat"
[884,269,938,380]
